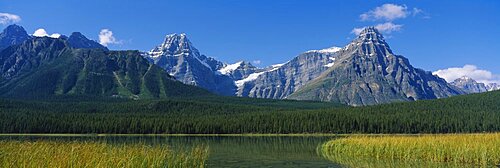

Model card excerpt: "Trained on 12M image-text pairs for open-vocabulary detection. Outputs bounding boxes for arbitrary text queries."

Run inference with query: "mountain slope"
[218,61,261,81]
[449,76,500,93]
[450,76,488,93]
[0,24,31,50]
[236,47,340,99]
[144,33,236,95]
[66,32,108,50]
[0,36,210,99]
[288,27,464,106]
[486,83,500,91]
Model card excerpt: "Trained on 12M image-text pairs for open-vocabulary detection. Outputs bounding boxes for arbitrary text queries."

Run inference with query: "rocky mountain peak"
[0,24,31,50]
[343,26,393,57]
[454,76,474,83]
[3,24,28,36]
[149,33,198,57]
[450,76,488,93]
[67,32,108,50]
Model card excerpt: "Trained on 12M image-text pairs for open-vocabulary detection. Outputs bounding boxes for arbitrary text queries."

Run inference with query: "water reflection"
[1,135,340,167]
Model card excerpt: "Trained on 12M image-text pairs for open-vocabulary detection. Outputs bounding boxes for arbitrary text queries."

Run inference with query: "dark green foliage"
[0,90,499,134]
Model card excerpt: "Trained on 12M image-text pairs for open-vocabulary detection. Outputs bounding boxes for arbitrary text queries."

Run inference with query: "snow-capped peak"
[306,46,342,54]
[458,76,473,81]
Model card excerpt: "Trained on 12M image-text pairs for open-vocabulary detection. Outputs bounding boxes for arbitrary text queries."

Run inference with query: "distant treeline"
[1,91,499,134]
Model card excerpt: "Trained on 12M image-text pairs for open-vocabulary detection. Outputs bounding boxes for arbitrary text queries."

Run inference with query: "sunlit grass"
[321,133,500,167]
[0,140,208,168]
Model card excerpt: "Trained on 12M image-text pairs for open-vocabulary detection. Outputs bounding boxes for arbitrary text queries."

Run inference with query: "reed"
[321,133,500,167]
[0,140,209,168]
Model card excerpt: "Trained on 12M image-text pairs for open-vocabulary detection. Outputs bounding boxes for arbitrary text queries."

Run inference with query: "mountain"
[450,76,488,93]
[236,47,339,99]
[0,36,210,99]
[217,61,261,81]
[66,32,108,50]
[0,24,31,51]
[286,27,464,106]
[143,33,237,95]
[487,83,500,91]
[450,76,499,93]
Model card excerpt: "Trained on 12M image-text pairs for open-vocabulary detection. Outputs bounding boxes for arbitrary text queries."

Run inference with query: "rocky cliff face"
[235,49,339,99]
[144,33,236,95]
[217,61,260,81]
[287,27,464,106]
[0,24,31,50]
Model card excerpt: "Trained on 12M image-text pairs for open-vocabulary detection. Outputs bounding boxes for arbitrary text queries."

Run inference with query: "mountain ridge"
[0,29,211,99]
[287,27,464,105]
[450,76,499,93]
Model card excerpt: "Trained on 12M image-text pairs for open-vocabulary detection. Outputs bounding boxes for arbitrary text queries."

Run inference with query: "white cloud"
[0,12,21,25]
[351,27,364,35]
[360,4,409,21]
[99,29,120,46]
[433,65,500,84]
[359,4,427,22]
[375,22,403,33]
[351,22,403,35]
[32,28,61,38]
[252,60,261,65]
[412,8,423,16]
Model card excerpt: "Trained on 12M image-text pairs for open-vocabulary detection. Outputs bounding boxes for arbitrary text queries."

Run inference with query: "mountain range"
[450,76,499,93]
[0,24,490,105]
[0,25,210,99]
[143,27,465,105]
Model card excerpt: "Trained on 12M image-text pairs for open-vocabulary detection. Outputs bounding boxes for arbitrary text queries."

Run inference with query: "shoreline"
[1,133,498,137]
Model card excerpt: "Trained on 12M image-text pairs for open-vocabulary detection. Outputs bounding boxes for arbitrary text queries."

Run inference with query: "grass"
[320,133,500,167]
[0,140,209,168]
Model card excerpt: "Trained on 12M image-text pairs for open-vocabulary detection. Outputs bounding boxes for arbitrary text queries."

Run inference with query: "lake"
[0,135,341,167]
[0,135,471,167]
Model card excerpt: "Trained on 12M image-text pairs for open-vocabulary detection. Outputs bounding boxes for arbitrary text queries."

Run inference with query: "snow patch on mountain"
[235,62,285,87]
[324,57,336,67]
[306,46,342,54]
[235,71,266,87]
[218,61,243,75]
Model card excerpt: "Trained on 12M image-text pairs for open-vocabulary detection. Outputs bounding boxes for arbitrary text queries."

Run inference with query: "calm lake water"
[0,135,342,167]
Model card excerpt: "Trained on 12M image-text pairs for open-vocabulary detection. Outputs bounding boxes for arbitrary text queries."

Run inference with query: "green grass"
[0,140,209,168]
[320,133,500,167]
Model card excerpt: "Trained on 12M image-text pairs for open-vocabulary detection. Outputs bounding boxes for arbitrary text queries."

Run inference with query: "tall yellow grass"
[0,140,208,168]
[321,133,500,167]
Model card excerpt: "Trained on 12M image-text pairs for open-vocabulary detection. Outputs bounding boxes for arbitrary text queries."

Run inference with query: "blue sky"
[1,0,499,83]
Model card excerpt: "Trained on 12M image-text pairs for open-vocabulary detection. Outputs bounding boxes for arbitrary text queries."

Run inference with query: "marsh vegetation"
[0,140,209,168]
[321,133,500,167]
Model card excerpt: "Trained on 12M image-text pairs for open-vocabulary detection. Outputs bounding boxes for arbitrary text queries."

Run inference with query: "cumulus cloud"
[0,12,21,25]
[433,65,500,84]
[32,28,61,38]
[360,4,409,21]
[351,22,403,35]
[99,29,120,46]
[252,60,261,65]
[352,4,426,36]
